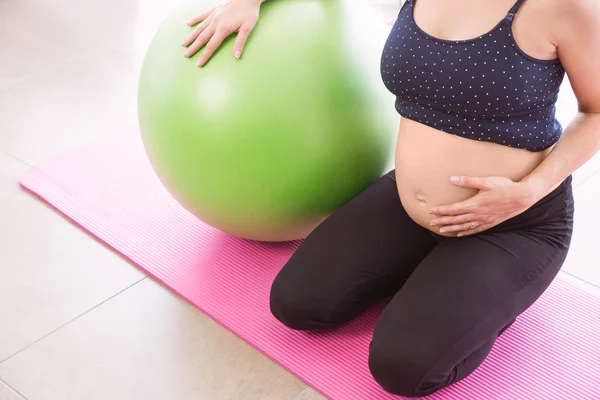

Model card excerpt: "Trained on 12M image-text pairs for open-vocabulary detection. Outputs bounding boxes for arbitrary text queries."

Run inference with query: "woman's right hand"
[182,0,263,67]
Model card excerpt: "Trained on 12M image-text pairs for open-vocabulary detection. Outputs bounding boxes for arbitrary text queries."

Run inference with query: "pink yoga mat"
[20,132,600,399]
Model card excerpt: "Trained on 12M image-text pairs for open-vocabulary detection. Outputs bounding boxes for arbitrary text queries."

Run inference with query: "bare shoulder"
[548,0,600,112]
[549,0,600,35]
[561,0,600,16]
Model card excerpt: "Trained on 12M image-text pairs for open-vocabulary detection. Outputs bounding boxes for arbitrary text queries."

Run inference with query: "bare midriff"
[395,117,553,237]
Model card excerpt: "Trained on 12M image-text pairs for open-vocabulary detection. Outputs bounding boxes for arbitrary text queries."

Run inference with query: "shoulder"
[522,0,600,49]
[549,0,600,112]
[561,0,600,16]
[549,0,600,37]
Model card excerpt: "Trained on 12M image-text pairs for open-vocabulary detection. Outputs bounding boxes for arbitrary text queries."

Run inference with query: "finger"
[184,24,215,58]
[187,8,214,26]
[450,176,489,190]
[182,17,212,49]
[232,25,252,59]
[457,223,492,237]
[430,213,479,227]
[438,220,481,234]
[197,28,230,67]
[430,199,478,216]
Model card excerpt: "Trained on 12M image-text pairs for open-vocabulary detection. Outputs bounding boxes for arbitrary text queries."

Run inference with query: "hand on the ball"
[182,0,262,67]
[429,176,536,237]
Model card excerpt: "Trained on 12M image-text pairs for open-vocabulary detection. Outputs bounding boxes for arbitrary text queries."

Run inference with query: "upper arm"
[555,0,600,113]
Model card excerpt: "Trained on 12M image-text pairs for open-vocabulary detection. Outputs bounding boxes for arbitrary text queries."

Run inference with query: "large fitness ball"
[138,0,397,242]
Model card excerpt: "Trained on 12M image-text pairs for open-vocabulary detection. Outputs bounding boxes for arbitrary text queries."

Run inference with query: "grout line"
[0,189,25,206]
[291,386,327,400]
[0,377,27,400]
[290,387,312,400]
[561,270,600,289]
[0,276,147,365]
[573,168,600,189]
[0,148,30,167]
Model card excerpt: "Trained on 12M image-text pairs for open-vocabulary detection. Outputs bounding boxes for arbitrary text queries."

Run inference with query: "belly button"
[416,195,427,203]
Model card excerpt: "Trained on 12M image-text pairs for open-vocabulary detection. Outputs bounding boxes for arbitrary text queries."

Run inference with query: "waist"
[394,119,557,235]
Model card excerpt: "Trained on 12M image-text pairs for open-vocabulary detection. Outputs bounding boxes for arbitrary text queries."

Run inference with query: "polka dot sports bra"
[380,0,566,151]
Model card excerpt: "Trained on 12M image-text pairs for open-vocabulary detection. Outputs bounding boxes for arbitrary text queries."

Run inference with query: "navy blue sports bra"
[381,0,566,151]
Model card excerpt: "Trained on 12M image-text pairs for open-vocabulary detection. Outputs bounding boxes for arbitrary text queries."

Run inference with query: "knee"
[269,266,342,331]
[269,287,314,331]
[368,344,441,398]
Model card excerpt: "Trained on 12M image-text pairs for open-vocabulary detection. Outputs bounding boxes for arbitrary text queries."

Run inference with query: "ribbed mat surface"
[20,133,600,399]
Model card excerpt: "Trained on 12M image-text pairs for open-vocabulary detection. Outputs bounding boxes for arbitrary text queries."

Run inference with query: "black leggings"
[270,170,574,398]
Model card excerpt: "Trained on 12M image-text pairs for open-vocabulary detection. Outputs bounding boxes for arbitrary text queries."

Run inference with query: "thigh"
[270,171,437,323]
[370,223,572,395]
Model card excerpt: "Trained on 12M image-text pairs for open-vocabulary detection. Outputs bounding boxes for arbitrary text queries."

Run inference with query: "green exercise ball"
[138,0,397,242]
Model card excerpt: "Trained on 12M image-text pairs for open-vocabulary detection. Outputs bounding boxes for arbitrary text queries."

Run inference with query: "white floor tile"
[0,20,80,91]
[0,151,28,202]
[557,271,600,298]
[564,78,600,188]
[0,380,24,400]
[0,193,144,361]
[562,175,600,287]
[0,0,197,76]
[0,278,307,400]
[573,153,600,189]
[293,387,327,400]
[0,55,138,164]
[0,0,135,55]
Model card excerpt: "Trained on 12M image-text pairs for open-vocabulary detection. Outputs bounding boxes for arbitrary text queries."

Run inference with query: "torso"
[395,120,552,234]
[385,0,563,236]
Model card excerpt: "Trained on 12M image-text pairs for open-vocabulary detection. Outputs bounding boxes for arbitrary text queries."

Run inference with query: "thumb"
[450,176,488,189]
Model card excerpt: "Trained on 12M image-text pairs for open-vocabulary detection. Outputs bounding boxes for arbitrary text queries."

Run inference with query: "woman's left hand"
[429,176,536,237]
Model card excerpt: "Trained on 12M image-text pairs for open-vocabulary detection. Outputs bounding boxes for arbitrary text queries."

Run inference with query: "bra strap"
[506,0,526,20]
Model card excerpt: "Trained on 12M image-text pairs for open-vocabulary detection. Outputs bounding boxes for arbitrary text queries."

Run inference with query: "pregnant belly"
[394,118,552,236]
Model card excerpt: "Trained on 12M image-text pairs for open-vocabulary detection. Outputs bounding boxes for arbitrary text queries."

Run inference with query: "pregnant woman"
[183,0,600,396]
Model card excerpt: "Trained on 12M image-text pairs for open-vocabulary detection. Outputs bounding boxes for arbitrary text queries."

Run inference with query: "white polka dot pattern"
[380,0,566,151]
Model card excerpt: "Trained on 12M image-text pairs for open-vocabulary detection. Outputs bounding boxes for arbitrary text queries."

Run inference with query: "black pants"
[270,170,574,398]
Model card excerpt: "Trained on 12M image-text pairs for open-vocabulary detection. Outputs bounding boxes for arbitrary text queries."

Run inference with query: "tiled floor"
[0,1,598,399]
[0,380,24,400]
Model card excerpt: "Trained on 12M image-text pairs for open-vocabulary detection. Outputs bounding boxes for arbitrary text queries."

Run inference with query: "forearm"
[521,111,600,202]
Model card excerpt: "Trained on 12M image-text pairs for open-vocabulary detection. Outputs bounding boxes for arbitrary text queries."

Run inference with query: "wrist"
[519,176,548,206]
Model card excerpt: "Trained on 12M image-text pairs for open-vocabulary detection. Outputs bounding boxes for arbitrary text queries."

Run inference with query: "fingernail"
[430,221,437,227]
[457,233,464,237]
[234,49,241,59]
[451,176,460,183]
[439,228,446,233]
